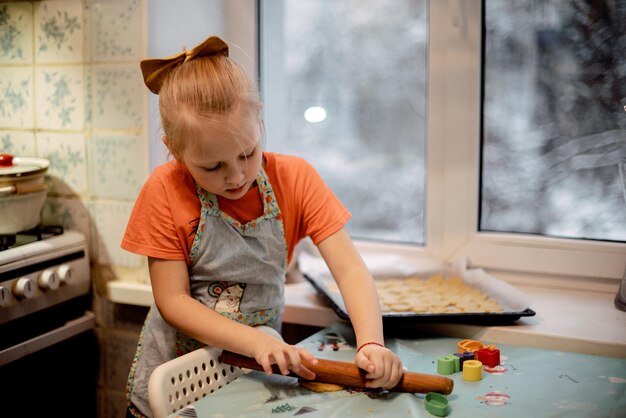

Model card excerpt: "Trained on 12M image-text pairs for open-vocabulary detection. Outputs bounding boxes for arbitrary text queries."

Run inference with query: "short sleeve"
[121,162,199,263]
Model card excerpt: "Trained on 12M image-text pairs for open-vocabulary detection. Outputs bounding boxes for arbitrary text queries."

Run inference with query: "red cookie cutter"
[476,348,501,367]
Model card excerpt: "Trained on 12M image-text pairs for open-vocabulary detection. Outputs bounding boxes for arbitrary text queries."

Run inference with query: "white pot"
[0,154,50,235]
[0,189,49,234]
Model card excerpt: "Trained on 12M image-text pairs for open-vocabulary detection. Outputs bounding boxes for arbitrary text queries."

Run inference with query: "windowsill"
[106,275,626,358]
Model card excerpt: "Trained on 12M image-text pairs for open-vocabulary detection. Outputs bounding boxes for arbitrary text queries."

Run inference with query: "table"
[174,321,626,418]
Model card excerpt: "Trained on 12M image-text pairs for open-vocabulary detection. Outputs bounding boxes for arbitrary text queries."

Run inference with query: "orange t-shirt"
[121,152,351,265]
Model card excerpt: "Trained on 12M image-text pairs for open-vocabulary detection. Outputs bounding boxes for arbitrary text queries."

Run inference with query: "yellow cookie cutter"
[462,360,483,381]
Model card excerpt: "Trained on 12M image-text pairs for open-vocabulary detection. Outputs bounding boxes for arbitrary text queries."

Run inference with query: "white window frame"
[426,0,625,286]
[256,0,626,287]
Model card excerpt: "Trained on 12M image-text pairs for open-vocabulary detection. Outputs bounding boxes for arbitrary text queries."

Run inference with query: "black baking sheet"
[304,274,536,325]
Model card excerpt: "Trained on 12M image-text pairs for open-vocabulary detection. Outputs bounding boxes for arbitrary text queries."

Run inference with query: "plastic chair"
[148,326,282,418]
[148,346,245,418]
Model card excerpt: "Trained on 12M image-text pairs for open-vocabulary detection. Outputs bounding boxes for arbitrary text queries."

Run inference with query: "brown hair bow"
[140,36,229,94]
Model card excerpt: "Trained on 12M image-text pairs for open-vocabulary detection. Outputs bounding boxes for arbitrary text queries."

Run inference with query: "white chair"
[148,346,245,418]
[148,326,281,418]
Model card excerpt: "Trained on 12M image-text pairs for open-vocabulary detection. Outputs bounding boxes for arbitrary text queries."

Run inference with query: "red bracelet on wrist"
[357,342,384,353]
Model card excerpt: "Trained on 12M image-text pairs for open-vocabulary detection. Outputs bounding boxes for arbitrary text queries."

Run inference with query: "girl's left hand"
[355,344,404,389]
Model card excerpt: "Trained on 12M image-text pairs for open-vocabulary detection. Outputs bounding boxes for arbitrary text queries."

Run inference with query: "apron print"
[208,281,246,313]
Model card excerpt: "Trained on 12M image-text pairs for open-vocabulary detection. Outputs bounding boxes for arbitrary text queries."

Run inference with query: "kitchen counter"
[107,275,626,358]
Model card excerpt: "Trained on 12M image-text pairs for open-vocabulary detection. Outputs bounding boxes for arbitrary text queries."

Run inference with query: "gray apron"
[127,168,287,417]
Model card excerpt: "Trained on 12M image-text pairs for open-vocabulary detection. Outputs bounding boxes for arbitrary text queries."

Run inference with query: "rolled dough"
[299,379,345,392]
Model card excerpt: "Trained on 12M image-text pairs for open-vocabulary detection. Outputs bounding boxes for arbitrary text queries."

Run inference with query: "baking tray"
[303,273,536,325]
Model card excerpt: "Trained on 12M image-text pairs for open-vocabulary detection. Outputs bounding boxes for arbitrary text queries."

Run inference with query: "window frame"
[426,0,625,283]
[256,0,626,284]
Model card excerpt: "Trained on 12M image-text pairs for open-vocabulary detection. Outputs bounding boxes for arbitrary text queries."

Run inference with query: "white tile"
[89,134,147,199]
[0,2,34,64]
[92,0,146,61]
[34,0,84,63]
[90,200,144,267]
[91,63,144,129]
[36,131,88,195]
[35,65,84,130]
[0,130,36,156]
[0,67,34,128]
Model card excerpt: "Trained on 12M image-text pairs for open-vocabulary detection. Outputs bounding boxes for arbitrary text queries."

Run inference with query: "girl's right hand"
[251,335,318,380]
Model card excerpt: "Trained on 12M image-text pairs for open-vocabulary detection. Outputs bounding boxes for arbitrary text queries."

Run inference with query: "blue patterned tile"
[36,132,88,195]
[92,0,145,61]
[90,134,147,199]
[34,0,83,63]
[0,2,33,64]
[0,67,34,128]
[35,65,84,129]
[0,130,36,156]
[92,63,144,129]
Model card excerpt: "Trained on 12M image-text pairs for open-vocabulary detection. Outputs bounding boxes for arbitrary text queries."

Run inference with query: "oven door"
[0,308,95,365]
[0,294,95,364]
[0,296,98,416]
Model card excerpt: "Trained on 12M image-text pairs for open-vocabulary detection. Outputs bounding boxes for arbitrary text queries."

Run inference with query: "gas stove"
[0,227,93,364]
[0,225,65,251]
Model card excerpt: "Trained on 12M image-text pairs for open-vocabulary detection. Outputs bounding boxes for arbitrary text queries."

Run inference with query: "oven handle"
[0,311,95,366]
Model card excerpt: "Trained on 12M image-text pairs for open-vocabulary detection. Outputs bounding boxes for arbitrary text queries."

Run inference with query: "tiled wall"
[0,0,149,277]
[1,1,149,416]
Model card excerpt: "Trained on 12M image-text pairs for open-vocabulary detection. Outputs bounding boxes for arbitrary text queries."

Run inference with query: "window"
[260,0,428,244]
[481,0,626,242]
[260,0,626,281]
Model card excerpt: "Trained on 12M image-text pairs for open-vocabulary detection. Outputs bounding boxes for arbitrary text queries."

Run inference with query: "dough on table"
[299,379,345,392]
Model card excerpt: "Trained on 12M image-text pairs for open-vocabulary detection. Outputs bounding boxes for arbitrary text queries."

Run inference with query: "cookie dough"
[325,273,504,314]
[374,275,504,314]
[299,380,345,392]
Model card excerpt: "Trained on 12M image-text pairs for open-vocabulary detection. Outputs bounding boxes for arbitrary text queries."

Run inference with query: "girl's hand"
[250,335,318,380]
[355,344,404,389]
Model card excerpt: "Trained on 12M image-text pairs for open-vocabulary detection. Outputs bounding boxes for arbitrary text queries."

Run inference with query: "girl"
[122,35,403,417]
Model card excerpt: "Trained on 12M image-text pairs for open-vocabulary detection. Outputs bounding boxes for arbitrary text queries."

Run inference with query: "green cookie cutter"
[425,392,450,417]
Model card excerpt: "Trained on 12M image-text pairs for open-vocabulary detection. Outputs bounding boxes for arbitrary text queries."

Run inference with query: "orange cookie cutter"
[457,339,497,353]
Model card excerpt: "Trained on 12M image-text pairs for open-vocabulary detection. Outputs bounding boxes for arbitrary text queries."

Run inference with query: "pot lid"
[0,154,49,179]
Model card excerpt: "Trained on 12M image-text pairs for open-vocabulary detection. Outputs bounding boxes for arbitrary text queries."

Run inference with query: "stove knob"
[13,277,36,299]
[39,269,60,291]
[0,286,10,307]
[57,264,73,283]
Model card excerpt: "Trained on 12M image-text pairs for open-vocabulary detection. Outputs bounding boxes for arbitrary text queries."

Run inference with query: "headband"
[140,36,229,94]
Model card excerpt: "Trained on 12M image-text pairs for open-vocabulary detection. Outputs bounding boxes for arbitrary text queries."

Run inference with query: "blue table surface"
[179,321,626,418]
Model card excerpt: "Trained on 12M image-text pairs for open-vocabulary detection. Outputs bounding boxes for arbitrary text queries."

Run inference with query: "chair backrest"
[148,346,245,418]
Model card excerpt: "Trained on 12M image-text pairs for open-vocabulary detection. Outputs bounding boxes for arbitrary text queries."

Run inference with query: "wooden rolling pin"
[220,350,453,395]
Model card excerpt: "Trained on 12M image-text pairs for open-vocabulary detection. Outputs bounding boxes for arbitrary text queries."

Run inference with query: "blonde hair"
[158,55,262,161]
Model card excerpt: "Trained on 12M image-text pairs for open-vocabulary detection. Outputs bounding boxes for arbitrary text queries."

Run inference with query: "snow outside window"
[260,0,428,244]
